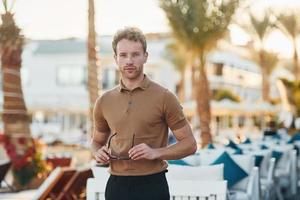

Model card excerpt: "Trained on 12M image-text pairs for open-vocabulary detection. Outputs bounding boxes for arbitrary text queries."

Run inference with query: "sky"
[10,0,168,39]
[2,0,300,58]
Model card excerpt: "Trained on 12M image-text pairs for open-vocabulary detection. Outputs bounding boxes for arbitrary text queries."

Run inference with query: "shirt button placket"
[126,91,133,114]
[126,91,134,170]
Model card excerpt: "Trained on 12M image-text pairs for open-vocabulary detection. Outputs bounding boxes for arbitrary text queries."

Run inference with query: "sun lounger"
[0,160,13,191]
[0,167,77,200]
[56,168,93,200]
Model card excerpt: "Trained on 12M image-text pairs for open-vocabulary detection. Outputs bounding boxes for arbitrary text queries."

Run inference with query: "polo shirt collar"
[118,74,151,92]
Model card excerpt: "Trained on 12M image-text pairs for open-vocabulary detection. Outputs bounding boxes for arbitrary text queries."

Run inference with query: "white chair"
[181,153,201,166]
[86,165,110,200]
[166,164,226,200]
[229,155,259,200]
[197,149,224,164]
[86,178,107,200]
[198,150,259,200]
[168,180,227,200]
[272,146,296,199]
[260,158,276,200]
[91,165,110,181]
[249,150,272,179]
[166,164,223,181]
[277,149,297,198]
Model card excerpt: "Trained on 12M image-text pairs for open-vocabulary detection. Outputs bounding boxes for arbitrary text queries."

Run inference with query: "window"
[56,65,86,86]
[102,68,118,89]
[214,63,223,76]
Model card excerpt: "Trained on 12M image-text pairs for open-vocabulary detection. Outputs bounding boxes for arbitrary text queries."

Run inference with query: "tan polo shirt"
[93,75,188,176]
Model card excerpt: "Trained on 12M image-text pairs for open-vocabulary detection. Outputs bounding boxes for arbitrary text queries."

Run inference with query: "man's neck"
[122,74,144,91]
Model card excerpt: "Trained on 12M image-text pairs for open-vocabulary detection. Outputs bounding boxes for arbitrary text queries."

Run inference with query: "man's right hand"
[93,146,111,165]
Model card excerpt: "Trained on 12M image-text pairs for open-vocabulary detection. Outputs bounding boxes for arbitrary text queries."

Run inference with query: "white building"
[0,35,278,142]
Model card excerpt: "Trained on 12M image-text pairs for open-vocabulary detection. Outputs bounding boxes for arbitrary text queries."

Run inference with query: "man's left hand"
[128,143,160,160]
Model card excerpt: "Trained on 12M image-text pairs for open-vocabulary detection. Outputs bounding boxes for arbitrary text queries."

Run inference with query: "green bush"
[213,89,241,102]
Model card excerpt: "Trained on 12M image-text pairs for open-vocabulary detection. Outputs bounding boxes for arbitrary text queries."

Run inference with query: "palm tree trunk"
[1,13,33,155]
[178,68,185,103]
[87,0,100,136]
[260,51,269,101]
[292,38,300,80]
[195,53,212,147]
[262,69,270,102]
[191,63,197,100]
[0,12,39,188]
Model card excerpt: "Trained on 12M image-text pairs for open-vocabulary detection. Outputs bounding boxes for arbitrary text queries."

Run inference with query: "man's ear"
[144,52,148,62]
[114,54,117,62]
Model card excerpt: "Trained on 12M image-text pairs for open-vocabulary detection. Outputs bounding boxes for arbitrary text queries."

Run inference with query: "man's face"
[114,39,148,80]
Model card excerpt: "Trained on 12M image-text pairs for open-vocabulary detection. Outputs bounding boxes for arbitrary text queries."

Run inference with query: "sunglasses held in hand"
[107,133,135,160]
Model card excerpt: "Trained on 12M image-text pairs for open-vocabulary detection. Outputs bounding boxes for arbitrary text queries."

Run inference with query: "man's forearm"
[156,136,197,160]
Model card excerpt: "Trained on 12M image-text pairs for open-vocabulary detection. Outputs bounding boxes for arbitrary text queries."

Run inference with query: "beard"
[121,65,143,80]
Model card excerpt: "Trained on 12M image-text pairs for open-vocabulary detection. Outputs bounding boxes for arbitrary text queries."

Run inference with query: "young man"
[91,27,197,200]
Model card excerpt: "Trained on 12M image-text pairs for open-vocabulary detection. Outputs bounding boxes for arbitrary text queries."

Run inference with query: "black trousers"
[105,171,170,200]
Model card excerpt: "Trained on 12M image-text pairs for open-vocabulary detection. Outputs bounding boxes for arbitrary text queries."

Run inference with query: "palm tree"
[87,0,100,136]
[164,42,189,102]
[276,11,300,80]
[241,11,275,101]
[281,79,300,117]
[0,0,46,188]
[250,48,279,102]
[160,0,239,146]
[261,50,279,85]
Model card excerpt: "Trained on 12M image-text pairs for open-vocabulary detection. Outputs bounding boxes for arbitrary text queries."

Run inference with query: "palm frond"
[1,0,16,13]
[2,0,8,12]
[159,0,239,54]
[239,9,274,46]
[276,11,300,39]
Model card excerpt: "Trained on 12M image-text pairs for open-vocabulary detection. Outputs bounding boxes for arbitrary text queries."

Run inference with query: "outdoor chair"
[42,168,76,199]
[86,178,107,200]
[228,155,259,200]
[0,160,14,192]
[166,164,226,200]
[260,158,276,200]
[275,149,297,199]
[86,165,110,200]
[90,165,110,180]
[166,164,224,181]
[246,149,275,200]
[198,150,260,200]
[32,167,76,200]
[56,167,93,200]
[0,167,76,200]
[168,180,227,200]
[46,156,72,168]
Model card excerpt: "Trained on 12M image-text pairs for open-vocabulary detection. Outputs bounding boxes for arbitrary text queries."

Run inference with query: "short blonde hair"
[112,27,147,54]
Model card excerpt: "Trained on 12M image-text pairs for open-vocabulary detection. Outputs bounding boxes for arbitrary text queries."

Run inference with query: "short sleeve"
[163,90,188,131]
[93,96,110,133]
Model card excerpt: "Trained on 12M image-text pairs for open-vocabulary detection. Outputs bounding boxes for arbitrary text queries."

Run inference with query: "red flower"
[0,134,4,143]
[7,149,17,159]
[12,154,30,170]
[24,147,34,157]
[5,143,16,155]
